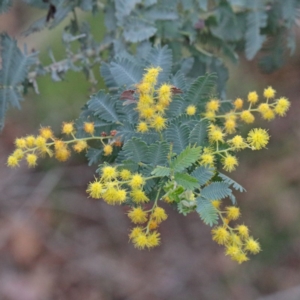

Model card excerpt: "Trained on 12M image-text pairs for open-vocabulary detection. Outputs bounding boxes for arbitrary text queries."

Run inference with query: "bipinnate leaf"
[122,137,149,163]
[191,166,215,186]
[189,120,207,146]
[151,166,171,177]
[146,142,169,166]
[201,182,232,200]
[196,197,218,226]
[174,173,199,190]
[170,146,201,172]
[165,123,189,154]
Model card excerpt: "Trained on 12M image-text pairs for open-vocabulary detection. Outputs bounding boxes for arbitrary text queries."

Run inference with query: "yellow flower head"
[224,118,236,134]
[143,66,161,86]
[206,99,220,112]
[208,126,224,143]
[137,122,149,133]
[247,91,258,104]
[244,237,261,254]
[263,86,276,99]
[274,97,290,116]
[203,110,216,121]
[102,188,118,204]
[54,140,66,150]
[258,103,270,114]
[39,127,53,140]
[102,166,118,180]
[211,226,229,245]
[35,136,46,149]
[84,122,95,135]
[226,206,241,220]
[158,84,172,107]
[236,225,249,238]
[129,174,145,189]
[26,135,36,148]
[247,128,269,150]
[152,207,168,223]
[240,110,255,123]
[229,135,247,150]
[262,108,275,121]
[73,140,88,153]
[115,189,127,204]
[26,153,38,168]
[55,147,71,162]
[140,107,155,119]
[223,154,238,172]
[62,122,75,135]
[234,98,243,110]
[128,207,148,224]
[12,149,24,160]
[133,232,148,249]
[137,82,151,95]
[186,105,197,116]
[130,189,149,203]
[147,231,161,248]
[211,200,221,209]
[103,144,113,156]
[87,181,103,199]
[149,220,159,230]
[119,169,131,181]
[199,153,215,166]
[15,138,27,149]
[7,155,19,168]
[129,227,144,240]
[151,115,167,131]
[139,94,154,105]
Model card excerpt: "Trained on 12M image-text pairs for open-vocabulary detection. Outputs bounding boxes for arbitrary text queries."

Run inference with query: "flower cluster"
[6,122,116,168]
[135,67,173,132]
[211,200,261,264]
[201,87,290,172]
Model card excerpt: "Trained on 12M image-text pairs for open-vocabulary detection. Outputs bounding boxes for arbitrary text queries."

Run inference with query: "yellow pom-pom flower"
[129,227,144,240]
[211,200,221,209]
[143,66,161,86]
[7,155,19,168]
[26,153,38,168]
[62,122,75,135]
[103,144,113,156]
[137,82,151,95]
[12,149,24,160]
[151,115,167,131]
[263,86,276,99]
[203,110,216,120]
[226,206,241,220]
[15,138,27,149]
[55,147,71,162]
[234,98,243,110]
[262,108,275,121]
[130,189,149,203]
[211,226,229,245]
[120,169,131,181]
[102,166,118,180]
[206,99,220,112]
[199,153,215,166]
[247,91,258,104]
[240,110,255,123]
[129,174,145,189]
[84,122,95,135]
[274,97,290,116]
[137,122,148,133]
[26,135,36,148]
[147,231,161,248]
[224,118,236,134]
[247,128,269,150]
[186,105,196,116]
[208,126,224,143]
[228,135,247,150]
[86,181,103,199]
[158,84,172,106]
[128,207,148,224]
[133,232,148,249]
[39,127,53,140]
[223,154,238,172]
[244,237,261,254]
[35,136,46,149]
[236,225,249,238]
[73,140,88,153]
[152,207,168,223]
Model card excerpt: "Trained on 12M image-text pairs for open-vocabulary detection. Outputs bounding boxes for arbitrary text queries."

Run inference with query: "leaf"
[145,45,173,83]
[122,137,149,163]
[123,18,157,42]
[144,7,178,20]
[146,142,169,166]
[87,90,119,123]
[100,63,118,88]
[119,159,139,172]
[218,173,246,192]
[170,146,201,172]
[189,120,207,146]
[196,197,218,226]
[115,0,142,22]
[245,2,267,60]
[174,173,199,190]
[86,148,103,166]
[201,182,232,200]
[109,58,143,87]
[185,73,217,107]
[164,123,189,154]
[151,166,171,177]
[191,166,215,186]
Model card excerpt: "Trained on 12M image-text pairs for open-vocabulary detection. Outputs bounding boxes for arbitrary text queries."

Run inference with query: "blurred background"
[1,3,300,300]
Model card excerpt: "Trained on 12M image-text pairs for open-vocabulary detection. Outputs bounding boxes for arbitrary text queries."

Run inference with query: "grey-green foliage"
[0,0,299,130]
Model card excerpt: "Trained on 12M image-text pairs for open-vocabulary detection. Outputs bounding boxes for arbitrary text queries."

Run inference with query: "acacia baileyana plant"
[7,59,290,263]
